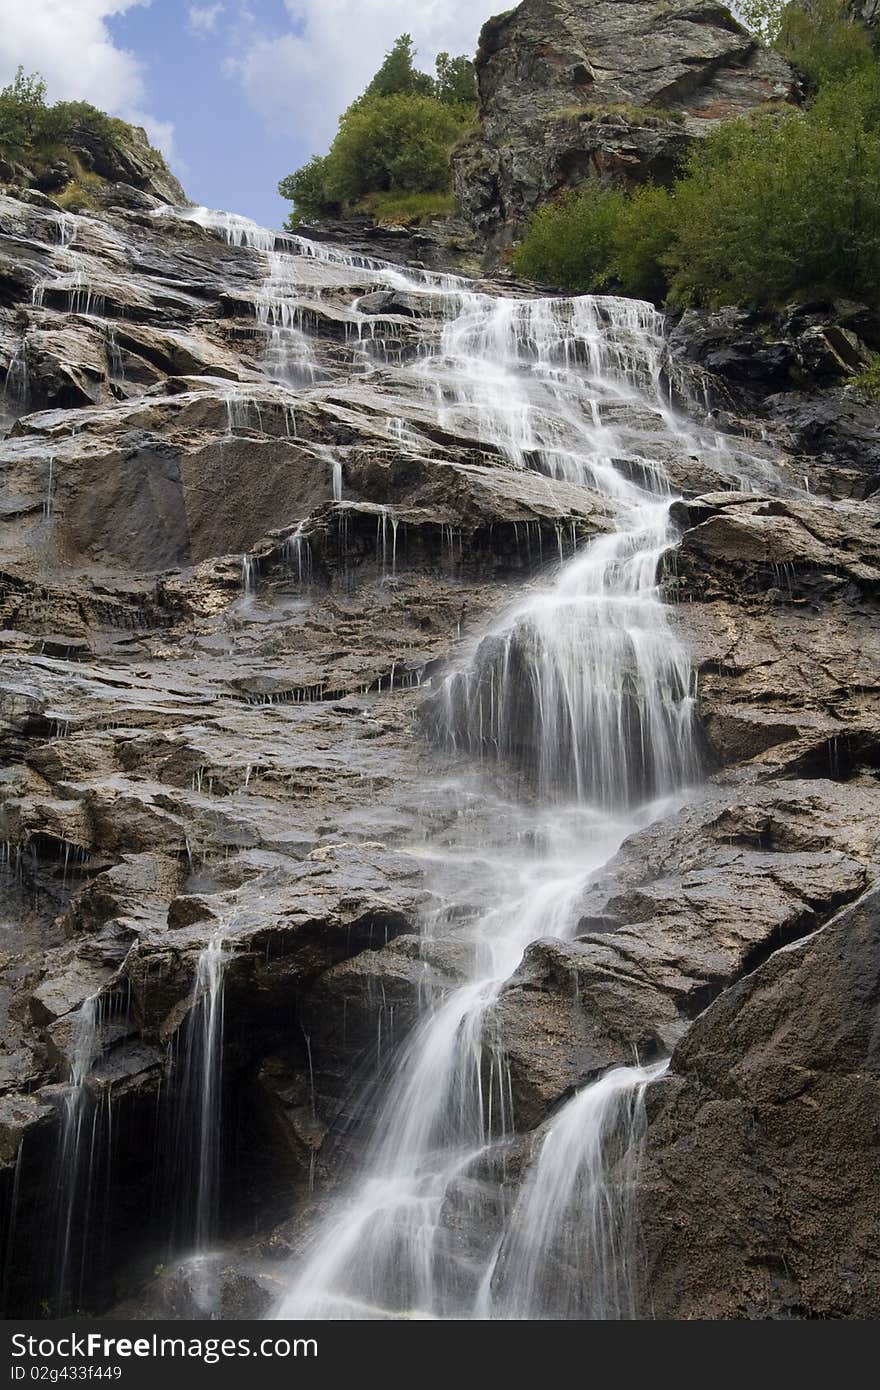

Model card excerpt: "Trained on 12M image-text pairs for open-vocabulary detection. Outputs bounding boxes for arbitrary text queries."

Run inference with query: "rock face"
[640,887,880,1319]
[1,118,187,210]
[453,0,799,255]
[669,303,880,501]
[0,180,878,1320]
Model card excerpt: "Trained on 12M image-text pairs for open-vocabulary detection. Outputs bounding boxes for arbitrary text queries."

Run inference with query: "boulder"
[640,887,880,1319]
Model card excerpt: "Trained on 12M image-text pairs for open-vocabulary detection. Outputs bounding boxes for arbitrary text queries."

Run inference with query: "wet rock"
[640,886,880,1319]
[0,176,878,1321]
[490,781,879,1128]
[669,303,880,497]
[764,388,880,499]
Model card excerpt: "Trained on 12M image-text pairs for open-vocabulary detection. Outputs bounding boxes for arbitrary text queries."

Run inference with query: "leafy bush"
[611,185,678,302]
[435,53,478,106]
[322,93,467,206]
[278,156,335,222]
[665,81,880,307]
[512,183,676,298]
[512,185,624,291]
[41,99,120,148]
[0,66,167,194]
[0,68,47,155]
[279,34,476,225]
[364,34,435,99]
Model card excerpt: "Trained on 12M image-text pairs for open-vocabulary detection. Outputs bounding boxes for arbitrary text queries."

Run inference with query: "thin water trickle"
[54,995,100,1311]
[171,931,229,1259]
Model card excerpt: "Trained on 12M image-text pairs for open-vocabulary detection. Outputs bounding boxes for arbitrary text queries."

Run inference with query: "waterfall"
[173,932,228,1256]
[483,1061,668,1320]
[241,553,256,597]
[261,240,702,1321]
[139,205,769,1320]
[178,207,318,385]
[52,994,100,1313]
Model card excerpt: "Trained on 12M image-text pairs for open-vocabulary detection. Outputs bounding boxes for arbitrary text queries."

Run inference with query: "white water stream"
[168,209,708,1320]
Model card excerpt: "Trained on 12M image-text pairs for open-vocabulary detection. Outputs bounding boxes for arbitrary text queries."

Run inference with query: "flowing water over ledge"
[230,222,699,1320]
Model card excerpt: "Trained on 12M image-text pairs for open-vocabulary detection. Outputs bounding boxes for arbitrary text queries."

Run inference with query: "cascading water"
[482,1061,668,1320]
[181,208,318,386]
[235,240,706,1321]
[101,204,775,1320]
[53,994,100,1311]
[171,931,229,1257]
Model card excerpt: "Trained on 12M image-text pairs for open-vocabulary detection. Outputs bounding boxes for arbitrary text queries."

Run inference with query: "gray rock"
[640,886,880,1319]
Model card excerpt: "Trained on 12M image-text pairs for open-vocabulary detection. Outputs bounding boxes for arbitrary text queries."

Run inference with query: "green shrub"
[0,67,47,157]
[0,67,168,199]
[666,87,880,307]
[848,350,880,399]
[364,34,435,99]
[279,33,476,224]
[278,156,337,222]
[40,99,119,148]
[512,185,621,291]
[512,183,676,298]
[324,93,466,206]
[611,185,677,301]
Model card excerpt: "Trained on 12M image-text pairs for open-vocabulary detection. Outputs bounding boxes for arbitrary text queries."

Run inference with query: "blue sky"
[0,1,502,228]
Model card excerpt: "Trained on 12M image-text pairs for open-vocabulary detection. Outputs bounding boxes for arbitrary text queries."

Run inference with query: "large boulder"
[640,887,880,1319]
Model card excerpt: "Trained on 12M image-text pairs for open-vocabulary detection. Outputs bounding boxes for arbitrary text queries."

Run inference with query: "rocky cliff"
[0,158,878,1319]
[0,114,187,210]
[453,0,800,256]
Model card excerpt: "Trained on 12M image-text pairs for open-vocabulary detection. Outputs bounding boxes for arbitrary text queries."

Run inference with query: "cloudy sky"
[0,0,503,227]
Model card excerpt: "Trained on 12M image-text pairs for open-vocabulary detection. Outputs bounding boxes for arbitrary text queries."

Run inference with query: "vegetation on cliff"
[0,67,180,209]
[513,2,880,310]
[278,35,476,227]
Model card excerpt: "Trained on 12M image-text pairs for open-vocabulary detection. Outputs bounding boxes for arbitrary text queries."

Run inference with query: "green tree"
[322,92,465,206]
[364,34,434,98]
[278,33,478,223]
[278,155,336,223]
[0,67,47,156]
[611,184,677,302]
[435,52,477,105]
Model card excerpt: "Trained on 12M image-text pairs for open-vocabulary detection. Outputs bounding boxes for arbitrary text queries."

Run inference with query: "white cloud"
[188,3,224,36]
[227,0,499,154]
[0,0,178,163]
